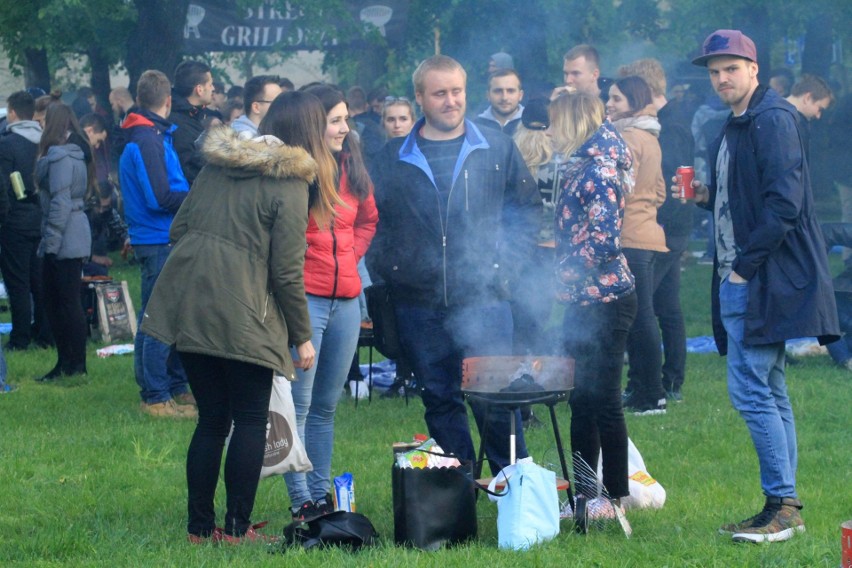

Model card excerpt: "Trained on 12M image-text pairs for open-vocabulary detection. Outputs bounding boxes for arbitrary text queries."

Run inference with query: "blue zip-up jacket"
[369,118,540,307]
[118,109,190,245]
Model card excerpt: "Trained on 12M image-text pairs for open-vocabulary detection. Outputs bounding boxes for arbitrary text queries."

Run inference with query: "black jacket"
[656,101,695,239]
[0,121,43,235]
[704,85,839,353]
[369,119,541,308]
[168,94,212,184]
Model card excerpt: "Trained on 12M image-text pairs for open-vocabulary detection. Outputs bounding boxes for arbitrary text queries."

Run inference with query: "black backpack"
[365,284,403,360]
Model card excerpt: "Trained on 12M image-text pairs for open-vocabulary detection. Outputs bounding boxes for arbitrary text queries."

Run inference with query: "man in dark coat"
[0,90,52,350]
[369,55,541,475]
[169,60,215,185]
[688,29,839,544]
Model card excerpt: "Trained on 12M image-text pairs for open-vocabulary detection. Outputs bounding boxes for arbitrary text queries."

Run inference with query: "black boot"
[36,364,64,382]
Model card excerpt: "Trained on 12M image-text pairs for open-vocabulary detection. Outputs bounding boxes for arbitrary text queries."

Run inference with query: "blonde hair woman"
[550,92,637,517]
[381,97,416,139]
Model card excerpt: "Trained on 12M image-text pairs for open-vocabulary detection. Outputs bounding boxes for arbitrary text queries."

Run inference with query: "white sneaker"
[348,380,369,399]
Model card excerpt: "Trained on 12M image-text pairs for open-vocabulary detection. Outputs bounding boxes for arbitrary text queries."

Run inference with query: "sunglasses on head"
[383,96,410,105]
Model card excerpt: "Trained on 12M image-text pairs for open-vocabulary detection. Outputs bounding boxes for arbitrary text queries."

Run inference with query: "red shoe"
[216,521,278,545]
[187,527,223,544]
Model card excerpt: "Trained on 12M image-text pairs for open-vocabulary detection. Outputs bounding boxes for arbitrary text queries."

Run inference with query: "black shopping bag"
[391,461,478,550]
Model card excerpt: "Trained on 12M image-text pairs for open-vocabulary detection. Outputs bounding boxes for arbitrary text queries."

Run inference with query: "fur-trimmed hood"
[202,126,317,183]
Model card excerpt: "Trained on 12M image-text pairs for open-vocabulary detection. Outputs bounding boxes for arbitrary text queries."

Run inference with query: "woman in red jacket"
[284,84,378,522]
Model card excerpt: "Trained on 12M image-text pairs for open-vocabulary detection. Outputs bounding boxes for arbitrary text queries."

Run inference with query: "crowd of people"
[0,28,846,545]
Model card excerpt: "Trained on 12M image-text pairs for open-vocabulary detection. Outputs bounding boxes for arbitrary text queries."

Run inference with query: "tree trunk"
[88,47,112,113]
[24,48,51,93]
[735,5,771,84]
[125,0,190,95]
[802,14,832,79]
[354,43,387,90]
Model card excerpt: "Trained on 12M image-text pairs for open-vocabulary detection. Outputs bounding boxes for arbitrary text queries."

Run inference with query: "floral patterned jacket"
[555,121,636,305]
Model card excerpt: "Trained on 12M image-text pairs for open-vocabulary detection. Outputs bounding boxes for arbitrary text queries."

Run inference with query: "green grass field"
[1,255,850,567]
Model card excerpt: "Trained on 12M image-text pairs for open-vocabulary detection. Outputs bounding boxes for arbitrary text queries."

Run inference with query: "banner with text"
[183,0,408,53]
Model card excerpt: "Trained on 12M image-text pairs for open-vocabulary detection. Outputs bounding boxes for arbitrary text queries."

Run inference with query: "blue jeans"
[719,277,797,498]
[285,295,361,507]
[394,301,527,475]
[134,244,189,404]
[0,341,7,388]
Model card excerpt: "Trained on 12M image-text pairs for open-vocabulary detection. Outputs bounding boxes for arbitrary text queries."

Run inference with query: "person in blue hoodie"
[118,70,194,418]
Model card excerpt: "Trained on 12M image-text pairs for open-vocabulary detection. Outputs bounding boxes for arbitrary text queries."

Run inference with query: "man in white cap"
[686,29,839,543]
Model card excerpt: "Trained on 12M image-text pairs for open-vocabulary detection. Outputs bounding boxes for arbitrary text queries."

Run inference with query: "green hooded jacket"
[141,127,315,378]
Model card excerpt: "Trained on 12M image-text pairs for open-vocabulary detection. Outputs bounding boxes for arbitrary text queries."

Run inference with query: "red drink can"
[677,166,695,199]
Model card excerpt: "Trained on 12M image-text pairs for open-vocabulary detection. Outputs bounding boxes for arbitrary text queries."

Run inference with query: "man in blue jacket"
[688,29,839,543]
[370,55,541,474]
[119,69,195,419]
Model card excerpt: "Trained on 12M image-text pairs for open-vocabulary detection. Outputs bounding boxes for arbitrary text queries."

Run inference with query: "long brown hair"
[259,91,340,228]
[38,102,97,200]
[612,76,653,118]
[302,84,372,201]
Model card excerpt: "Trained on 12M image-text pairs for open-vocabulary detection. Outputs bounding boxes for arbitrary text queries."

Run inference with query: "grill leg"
[549,402,574,509]
[474,402,490,479]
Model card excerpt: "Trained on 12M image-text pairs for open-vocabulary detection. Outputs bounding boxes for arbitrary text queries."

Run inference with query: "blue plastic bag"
[487,458,560,550]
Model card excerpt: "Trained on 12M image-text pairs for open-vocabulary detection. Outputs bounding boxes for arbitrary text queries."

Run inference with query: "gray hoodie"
[36,144,91,259]
[230,114,258,139]
[7,120,42,144]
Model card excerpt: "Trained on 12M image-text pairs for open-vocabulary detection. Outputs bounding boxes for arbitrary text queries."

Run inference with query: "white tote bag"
[225,374,312,479]
[260,374,312,478]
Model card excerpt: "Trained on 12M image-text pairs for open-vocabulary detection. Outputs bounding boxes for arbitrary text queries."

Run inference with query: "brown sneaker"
[720,510,763,534]
[140,399,198,419]
[175,392,197,406]
[728,497,805,543]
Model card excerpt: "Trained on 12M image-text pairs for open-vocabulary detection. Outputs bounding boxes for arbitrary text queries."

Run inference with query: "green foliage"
[0,0,52,72]
[0,0,135,78]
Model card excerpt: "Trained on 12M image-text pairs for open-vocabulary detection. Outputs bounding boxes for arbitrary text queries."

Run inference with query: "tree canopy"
[0,0,849,100]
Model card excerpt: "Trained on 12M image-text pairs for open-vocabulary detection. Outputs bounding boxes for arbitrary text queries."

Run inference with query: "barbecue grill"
[461,356,574,500]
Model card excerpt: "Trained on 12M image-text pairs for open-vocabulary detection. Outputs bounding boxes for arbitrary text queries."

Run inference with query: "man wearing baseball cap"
[685,29,839,543]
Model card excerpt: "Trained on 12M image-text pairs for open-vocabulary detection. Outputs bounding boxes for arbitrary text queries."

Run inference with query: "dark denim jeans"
[180,352,273,537]
[0,229,51,348]
[826,292,852,365]
[134,244,189,403]
[394,300,527,475]
[652,236,688,391]
[563,292,637,499]
[623,248,665,405]
[42,256,87,372]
